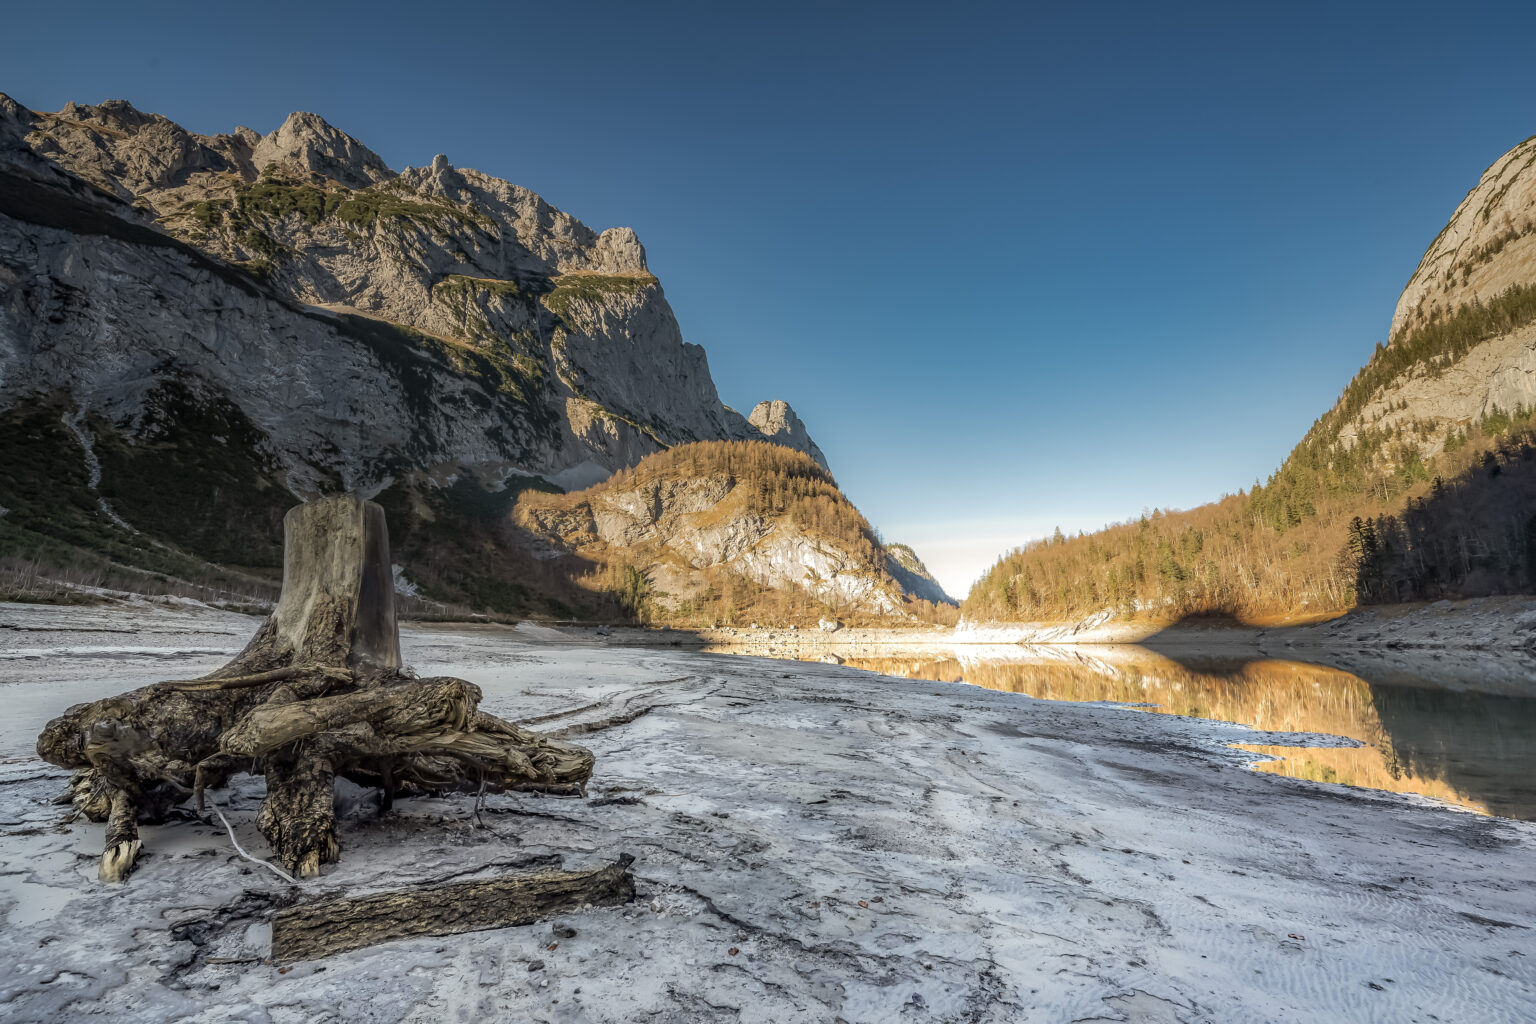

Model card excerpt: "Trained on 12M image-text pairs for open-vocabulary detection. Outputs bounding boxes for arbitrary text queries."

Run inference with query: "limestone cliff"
[0,95,822,487]
[0,93,831,611]
[1391,134,1536,339]
[1331,133,1536,454]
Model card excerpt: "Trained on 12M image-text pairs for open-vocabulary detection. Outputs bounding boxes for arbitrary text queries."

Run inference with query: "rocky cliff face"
[742,400,828,471]
[1391,134,1536,340]
[0,95,824,494]
[1331,133,1536,453]
[515,441,948,618]
[0,95,831,609]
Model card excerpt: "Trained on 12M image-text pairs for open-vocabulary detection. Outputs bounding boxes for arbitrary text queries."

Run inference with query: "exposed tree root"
[35,496,598,882]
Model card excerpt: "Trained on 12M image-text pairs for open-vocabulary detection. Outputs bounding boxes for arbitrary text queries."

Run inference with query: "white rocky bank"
[1,602,1531,1023]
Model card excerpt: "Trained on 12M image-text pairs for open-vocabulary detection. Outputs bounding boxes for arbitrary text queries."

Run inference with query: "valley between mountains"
[6,96,1536,640]
[3,92,1536,1024]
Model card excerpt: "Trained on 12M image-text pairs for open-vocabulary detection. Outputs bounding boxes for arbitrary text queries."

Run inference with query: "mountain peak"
[1391,133,1536,341]
[251,111,393,187]
[747,400,828,471]
[594,226,648,274]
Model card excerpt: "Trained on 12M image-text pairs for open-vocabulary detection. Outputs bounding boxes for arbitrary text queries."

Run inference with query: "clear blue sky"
[8,1,1536,596]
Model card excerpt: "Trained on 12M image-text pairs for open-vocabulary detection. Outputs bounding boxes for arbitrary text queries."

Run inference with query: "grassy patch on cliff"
[332,187,481,231]
[434,274,524,303]
[187,177,486,254]
[543,272,658,320]
[330,312,550,431]
[428,276,548,381]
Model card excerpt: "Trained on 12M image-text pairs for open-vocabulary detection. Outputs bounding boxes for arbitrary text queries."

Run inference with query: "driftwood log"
[271,854,636,961]
[37,496,596,882]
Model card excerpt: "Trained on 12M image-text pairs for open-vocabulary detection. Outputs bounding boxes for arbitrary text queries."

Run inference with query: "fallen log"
[36,495,597,882]
[270,854,636,961]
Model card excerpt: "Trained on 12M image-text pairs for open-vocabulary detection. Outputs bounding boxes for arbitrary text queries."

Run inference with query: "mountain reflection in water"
[794,645,1536,821]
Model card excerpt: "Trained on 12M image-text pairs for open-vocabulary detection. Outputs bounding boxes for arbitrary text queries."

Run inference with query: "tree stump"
[37,496,596,882]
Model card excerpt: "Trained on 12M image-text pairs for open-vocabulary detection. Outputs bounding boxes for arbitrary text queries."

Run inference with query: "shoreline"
[480,593,1536,654]
[9,590,1536,652]
[953,594,1536,651]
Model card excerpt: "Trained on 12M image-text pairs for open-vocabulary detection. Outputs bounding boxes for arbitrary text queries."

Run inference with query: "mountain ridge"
[0,93,953,616]
[0,93,824,489]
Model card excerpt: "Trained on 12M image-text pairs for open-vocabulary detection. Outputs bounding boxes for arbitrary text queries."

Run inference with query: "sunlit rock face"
[1392,134,1536,340]
[0,94,826,501]
[1334,133,1536,450]
[515,444,949,614]
[741,400,828,471]
[518,466,905,613]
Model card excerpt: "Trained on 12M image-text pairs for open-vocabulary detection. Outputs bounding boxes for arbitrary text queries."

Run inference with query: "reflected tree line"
[833,648,1536,820]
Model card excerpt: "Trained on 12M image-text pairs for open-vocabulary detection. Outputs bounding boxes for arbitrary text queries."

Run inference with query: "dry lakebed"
[1,602,1532,1023]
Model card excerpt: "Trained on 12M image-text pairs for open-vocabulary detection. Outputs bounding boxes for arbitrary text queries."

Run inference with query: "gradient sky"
[8,1,1536,596]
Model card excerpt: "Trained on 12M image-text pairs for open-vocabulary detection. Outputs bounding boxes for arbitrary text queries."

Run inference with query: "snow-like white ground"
[1,602,1533,1023]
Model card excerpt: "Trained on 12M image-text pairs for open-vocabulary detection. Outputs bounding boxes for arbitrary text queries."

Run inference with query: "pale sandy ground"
[1,602,1533,1023]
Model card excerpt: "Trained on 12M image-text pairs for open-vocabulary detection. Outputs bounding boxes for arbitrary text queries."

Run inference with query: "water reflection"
[791,644,1536,821]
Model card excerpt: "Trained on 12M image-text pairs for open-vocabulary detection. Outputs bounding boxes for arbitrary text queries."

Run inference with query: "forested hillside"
[965,283,1536,623]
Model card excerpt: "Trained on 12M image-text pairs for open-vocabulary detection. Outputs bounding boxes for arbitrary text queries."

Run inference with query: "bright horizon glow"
[8,1,1536,602]
[884,513,1138,601]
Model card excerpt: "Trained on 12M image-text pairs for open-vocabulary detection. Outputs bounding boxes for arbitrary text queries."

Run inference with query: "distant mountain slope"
[0,94,832,613]
[883,543,955,606]
[965,131,1536,623]
[515,441,953,623]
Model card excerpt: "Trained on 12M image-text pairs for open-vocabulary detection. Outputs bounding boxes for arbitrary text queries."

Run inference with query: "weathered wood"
[35,495,598,883]
[259,746,340,878]
[158,665,352,693]
[98,788,141,882]
[270,855,636,961]
[247,496,401,673]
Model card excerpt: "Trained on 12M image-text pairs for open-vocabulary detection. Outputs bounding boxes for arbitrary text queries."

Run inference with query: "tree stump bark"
[37,495,596,882]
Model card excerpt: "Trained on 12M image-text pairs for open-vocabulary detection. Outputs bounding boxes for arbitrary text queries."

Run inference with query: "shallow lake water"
[775,643,1536,821]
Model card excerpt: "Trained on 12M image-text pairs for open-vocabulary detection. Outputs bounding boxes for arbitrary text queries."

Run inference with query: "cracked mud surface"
[2,603,1534,1022]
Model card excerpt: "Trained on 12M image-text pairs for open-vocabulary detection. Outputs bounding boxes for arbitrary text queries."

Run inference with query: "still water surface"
[780,644,1536,821]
